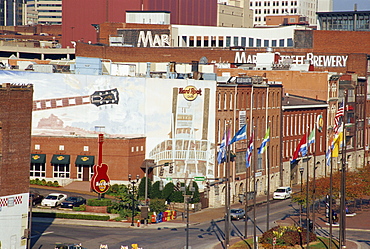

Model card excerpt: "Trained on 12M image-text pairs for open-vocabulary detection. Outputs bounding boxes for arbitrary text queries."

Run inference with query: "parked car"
[30,191,44,206]
[230,208,245,220]
[61,196,86,208]
[273,187,292,200]
[41,193,67,207]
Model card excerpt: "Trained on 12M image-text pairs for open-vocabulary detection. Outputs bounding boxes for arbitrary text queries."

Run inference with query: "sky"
[334,0,370,11]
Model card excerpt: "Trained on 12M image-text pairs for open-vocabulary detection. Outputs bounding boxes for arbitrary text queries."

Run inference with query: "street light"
[128,174,140,226]
[299,167,304,227]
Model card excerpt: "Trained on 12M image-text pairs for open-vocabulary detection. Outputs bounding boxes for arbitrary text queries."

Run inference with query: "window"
[279,39,285,47]
[257,153,263,170]
[241,37,246,47]
[30,163,46,177]
[35,144,40,150]
[84,146,89,151]
[287,38,293,47]
[224,93,227,109]
[249,38,254,47]
[233,37,239,46]
[272,40,277,47]
[226,36,231,47]
[131,147,134,152]
[53,164,70,178]
[59,145,64,151]
[264,40,269,47]
[230,93,233,110]
[256,39,261,47]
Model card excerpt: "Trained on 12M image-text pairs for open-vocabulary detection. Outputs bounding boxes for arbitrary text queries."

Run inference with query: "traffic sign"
[194,176,206,181]
[166,177,173,181]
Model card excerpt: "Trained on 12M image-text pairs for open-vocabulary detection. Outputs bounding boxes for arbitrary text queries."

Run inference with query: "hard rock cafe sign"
[90,163,111,194]
[179,86,202,101]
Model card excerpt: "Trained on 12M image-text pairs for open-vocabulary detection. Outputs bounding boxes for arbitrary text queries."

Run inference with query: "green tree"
[149,198,167,213]
[172,190,184,203]
[138,177,152,199]
[162,182,175,202]
[151,181,162,199]
[187,181,200,204]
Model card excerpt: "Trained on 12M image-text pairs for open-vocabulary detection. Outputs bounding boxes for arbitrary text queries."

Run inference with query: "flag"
[246,131,254,168]
[230,125,247,144]
[291,134,307,164]
[308,128,315,145]
[258,127,270,154]
[217,129,227,164]
[326,147,331,166]
[331,124,343,157]
[333,100,344,134]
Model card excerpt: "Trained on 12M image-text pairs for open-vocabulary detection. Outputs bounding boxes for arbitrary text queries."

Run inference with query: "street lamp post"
[128,174,139,227]
[299,167,304,227]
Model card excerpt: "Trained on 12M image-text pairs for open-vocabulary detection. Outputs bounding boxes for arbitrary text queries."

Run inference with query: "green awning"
[51,154,70,164]
[31,154,46,164]
[75,155,95,166]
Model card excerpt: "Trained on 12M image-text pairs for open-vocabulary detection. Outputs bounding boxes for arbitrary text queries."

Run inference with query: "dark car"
[30,191,44,206]
[61,196,86,208]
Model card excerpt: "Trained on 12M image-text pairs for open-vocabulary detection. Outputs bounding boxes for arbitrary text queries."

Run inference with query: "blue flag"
[230,125,247,144]
[258,127,270,154]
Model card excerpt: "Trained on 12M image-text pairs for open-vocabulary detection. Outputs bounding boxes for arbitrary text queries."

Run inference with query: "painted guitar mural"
[33,88,119,111]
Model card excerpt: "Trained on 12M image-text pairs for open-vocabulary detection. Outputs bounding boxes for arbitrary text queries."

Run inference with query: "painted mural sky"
[0,71,216,173]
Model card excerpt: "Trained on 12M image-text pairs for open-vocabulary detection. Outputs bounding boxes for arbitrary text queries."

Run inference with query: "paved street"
[31,185,370,248]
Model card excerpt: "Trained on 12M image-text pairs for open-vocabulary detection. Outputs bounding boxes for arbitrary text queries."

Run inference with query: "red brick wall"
[31,136,146,182]
[76,42,369,77]
[0,84,33,196]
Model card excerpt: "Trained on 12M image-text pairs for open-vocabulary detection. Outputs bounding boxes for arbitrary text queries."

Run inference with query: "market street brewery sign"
[234,52,349,67]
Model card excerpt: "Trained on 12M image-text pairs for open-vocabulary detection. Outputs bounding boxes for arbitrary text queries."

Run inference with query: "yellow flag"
[331,131,343,157]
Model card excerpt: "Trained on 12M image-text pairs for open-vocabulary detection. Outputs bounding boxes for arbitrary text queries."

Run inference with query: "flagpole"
[306,125,310,248]
[244,123,249,240]
[253,125,257,249]
[265,87,270,232]
[312,121,317,233]
[339,91,348,249]
[329,149,334,249]
[225,123,231,248]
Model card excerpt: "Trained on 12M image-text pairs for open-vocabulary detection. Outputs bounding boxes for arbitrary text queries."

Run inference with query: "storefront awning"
[51,154,70,164]
[31,154,46,164]
[75,155,95,166]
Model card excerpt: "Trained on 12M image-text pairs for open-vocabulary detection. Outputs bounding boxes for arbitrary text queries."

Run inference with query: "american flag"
[333,101,344,134]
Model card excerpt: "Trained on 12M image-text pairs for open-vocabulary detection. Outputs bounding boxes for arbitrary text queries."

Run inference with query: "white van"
[273,187,292,200]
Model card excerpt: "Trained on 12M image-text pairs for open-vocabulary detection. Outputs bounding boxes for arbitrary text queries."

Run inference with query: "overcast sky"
[334,0,370,11]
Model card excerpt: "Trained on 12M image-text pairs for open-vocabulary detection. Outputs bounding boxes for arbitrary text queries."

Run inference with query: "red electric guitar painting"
[90,163,111,194]
[33,88,119,111]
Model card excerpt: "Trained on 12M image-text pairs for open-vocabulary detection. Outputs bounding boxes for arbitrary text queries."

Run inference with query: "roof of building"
[282,93,327,109]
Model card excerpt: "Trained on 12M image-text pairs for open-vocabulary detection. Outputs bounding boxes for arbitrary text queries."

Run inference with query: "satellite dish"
[199,56,208,65]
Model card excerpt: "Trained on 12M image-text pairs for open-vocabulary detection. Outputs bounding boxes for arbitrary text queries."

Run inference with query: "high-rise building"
[26,0,62,25]
[0,0,26,26]
[249,0,333,26]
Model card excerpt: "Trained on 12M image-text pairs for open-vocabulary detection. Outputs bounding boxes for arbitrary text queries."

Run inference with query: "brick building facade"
[30,135,146,185]
[0,83,33,249]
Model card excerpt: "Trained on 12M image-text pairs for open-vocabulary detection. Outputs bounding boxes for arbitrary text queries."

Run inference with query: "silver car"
[230,208,245,220]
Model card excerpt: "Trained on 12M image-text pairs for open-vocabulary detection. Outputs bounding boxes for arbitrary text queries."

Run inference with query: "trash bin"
[151,214,156,223]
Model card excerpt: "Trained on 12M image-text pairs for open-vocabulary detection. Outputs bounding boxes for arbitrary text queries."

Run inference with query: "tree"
[138,177,152,199]
[162,182,175,202]
[151,181,162,199]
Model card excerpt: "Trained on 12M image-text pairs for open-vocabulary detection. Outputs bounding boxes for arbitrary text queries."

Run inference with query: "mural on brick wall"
[0,71,216,179]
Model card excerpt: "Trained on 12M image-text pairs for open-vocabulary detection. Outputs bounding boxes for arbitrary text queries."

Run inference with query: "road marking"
[31,231,54,238]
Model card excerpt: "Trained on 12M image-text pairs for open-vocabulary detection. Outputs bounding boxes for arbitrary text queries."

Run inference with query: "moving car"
[30,191,44,206]
[41,193,67,207]
[61,196,86,208]
[230,208,245,220]
[273,187,292,200]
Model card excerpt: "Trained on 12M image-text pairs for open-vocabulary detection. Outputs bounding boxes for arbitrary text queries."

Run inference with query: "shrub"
[87,198,112,206]
[33,212,110,221]
[259,226,316,247]
[72,204,86,211]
